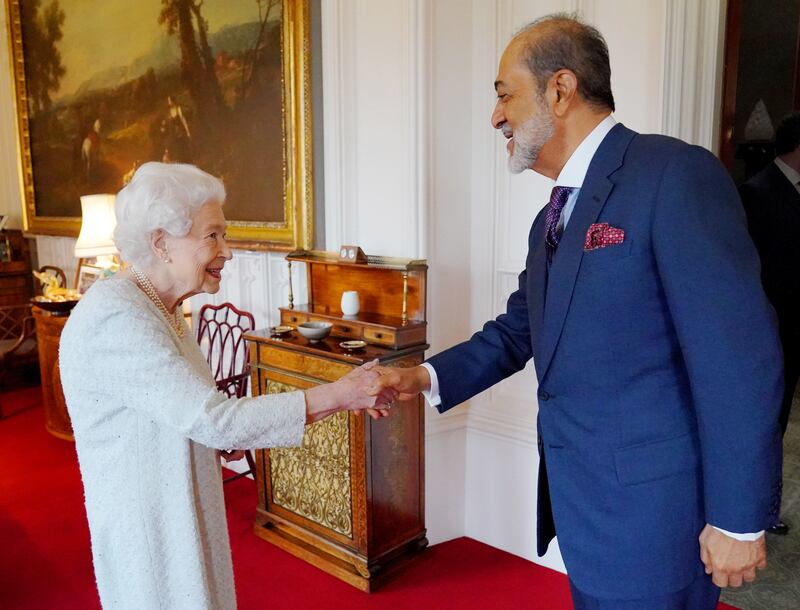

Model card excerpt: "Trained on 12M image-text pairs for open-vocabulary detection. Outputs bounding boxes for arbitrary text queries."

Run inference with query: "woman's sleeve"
[70,305,306,450]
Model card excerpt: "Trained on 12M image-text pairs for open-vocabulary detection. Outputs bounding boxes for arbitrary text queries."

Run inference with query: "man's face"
[491,44,554,173]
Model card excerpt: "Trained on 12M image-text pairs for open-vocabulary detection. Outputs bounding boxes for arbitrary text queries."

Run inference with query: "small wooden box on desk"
[245,249,428,592]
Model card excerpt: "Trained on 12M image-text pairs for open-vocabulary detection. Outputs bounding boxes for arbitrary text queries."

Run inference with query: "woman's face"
[164,201,232,297]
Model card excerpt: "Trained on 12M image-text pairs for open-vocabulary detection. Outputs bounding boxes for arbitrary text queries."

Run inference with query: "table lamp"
[74,194,118,269]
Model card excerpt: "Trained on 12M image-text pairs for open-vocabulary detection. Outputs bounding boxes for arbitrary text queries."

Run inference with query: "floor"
[0,387,578,610]
[0,384,773,609]
[721,393,800,610]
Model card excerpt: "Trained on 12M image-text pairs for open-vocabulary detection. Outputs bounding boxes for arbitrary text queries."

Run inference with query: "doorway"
[719,0,800,183]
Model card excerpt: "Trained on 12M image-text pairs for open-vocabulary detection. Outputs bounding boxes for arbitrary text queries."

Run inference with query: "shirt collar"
[774,157,800,187]
[555,114,617,188]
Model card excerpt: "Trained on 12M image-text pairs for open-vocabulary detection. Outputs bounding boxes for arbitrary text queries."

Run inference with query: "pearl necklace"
[130,266,185,338]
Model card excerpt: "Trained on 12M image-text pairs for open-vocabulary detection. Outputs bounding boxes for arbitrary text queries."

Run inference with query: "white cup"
[341,290,360,316]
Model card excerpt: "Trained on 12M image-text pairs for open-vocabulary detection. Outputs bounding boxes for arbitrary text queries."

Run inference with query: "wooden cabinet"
[32,307,72,440]
[245,250,428,591]
[0,230,33,307]
[0,260,33,307]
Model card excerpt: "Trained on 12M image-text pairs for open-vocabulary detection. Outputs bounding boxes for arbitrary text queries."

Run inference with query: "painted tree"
[238,0,281,104]
[158,0,225,130]
[21,0,66,116]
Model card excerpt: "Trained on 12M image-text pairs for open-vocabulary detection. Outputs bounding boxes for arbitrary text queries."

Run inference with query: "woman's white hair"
[113,162,225,268]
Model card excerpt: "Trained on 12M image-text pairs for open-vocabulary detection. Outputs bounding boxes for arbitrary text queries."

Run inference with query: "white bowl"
[297,321,332,343]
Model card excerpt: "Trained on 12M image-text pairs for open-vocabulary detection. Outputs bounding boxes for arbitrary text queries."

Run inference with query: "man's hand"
[373,365,431,400]
[364,364,433,418]
[699,524,767,587]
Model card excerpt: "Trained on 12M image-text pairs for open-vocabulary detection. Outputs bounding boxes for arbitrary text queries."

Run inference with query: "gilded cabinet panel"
[266,379,353,537]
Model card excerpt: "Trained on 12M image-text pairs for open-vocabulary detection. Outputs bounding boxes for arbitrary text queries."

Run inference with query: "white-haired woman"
[60,162,393,610]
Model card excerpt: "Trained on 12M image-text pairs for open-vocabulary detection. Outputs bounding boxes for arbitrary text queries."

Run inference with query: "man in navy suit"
[739,112,800,536]
[376,13,783,609]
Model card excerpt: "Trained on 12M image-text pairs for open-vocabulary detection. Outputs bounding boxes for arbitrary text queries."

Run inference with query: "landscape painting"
[6,0,313,248]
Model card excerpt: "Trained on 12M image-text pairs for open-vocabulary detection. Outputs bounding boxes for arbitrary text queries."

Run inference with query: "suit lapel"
[536,124,636,380]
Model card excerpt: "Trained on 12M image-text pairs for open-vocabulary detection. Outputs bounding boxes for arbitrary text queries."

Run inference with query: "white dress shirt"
[421,114,762,540]
[774,156,800,194]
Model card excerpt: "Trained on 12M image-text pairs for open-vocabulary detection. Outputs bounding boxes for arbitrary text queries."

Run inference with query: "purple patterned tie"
[544,186,574,257]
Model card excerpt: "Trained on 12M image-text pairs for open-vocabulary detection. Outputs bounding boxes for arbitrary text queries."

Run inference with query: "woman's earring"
[162,248,171,263]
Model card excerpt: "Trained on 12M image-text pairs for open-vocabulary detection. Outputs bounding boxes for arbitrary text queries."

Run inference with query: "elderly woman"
[60,162,392,610]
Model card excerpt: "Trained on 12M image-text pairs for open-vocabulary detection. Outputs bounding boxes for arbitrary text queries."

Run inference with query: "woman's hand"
[304,360,398,423]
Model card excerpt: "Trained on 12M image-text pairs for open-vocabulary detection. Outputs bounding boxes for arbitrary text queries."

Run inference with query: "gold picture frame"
[4,0,313,250]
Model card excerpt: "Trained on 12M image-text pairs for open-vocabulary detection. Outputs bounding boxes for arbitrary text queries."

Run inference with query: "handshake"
[303,361,432,424]
[224,361,430,465]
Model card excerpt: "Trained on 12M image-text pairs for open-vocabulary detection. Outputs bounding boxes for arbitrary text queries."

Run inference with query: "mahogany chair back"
[196,302,257,483]
[195,302,255,399]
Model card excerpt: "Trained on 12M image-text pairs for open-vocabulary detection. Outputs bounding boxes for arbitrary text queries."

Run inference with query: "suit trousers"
[569,574,720,610]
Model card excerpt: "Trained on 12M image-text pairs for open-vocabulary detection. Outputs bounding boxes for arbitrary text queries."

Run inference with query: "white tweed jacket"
[60,277,305,610]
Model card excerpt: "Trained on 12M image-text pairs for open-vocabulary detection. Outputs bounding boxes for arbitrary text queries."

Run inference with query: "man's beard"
[506,108,554,174]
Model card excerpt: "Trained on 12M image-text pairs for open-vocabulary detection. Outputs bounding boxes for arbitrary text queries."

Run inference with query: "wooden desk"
[245,249,428,592]
[32,307,72,441]
[246,330,427,592]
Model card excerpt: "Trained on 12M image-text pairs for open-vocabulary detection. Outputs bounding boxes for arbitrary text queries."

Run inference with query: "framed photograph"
[5,0,313,250]
[76,262,103,295]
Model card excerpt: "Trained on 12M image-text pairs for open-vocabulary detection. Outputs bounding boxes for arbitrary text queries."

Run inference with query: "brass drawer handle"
[337,326,351,333]
[374,332,383,339]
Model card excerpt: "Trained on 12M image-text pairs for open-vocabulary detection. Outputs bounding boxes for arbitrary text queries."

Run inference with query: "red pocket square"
[584,223,625,251]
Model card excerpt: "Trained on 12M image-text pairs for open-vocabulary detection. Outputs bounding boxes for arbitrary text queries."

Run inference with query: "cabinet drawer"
[318,318,361,339]
[282,311,309,326]
[256,344,352,383]
[363,327,396,347]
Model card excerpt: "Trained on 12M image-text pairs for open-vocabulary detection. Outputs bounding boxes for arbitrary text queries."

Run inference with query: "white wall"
[321,0,472,544]
[320,0,428,258]
[0,0,726,573]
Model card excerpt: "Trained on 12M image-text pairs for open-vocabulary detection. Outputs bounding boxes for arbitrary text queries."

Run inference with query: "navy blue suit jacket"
[426,124,783,599]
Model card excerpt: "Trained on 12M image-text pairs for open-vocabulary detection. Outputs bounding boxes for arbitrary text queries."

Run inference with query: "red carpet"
[0,387,738,609]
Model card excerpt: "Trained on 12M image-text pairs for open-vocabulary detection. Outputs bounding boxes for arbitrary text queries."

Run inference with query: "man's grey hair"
[515,13,615,112]
[113,162,226,268]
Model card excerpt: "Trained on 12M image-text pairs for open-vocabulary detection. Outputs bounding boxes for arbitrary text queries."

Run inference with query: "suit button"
[538,391,550,401]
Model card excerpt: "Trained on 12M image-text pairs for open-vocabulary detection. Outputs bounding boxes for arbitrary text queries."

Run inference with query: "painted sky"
[52,0,276,99]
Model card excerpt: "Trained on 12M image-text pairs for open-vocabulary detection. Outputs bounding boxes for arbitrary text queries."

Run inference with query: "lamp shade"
[74,194,118,258]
